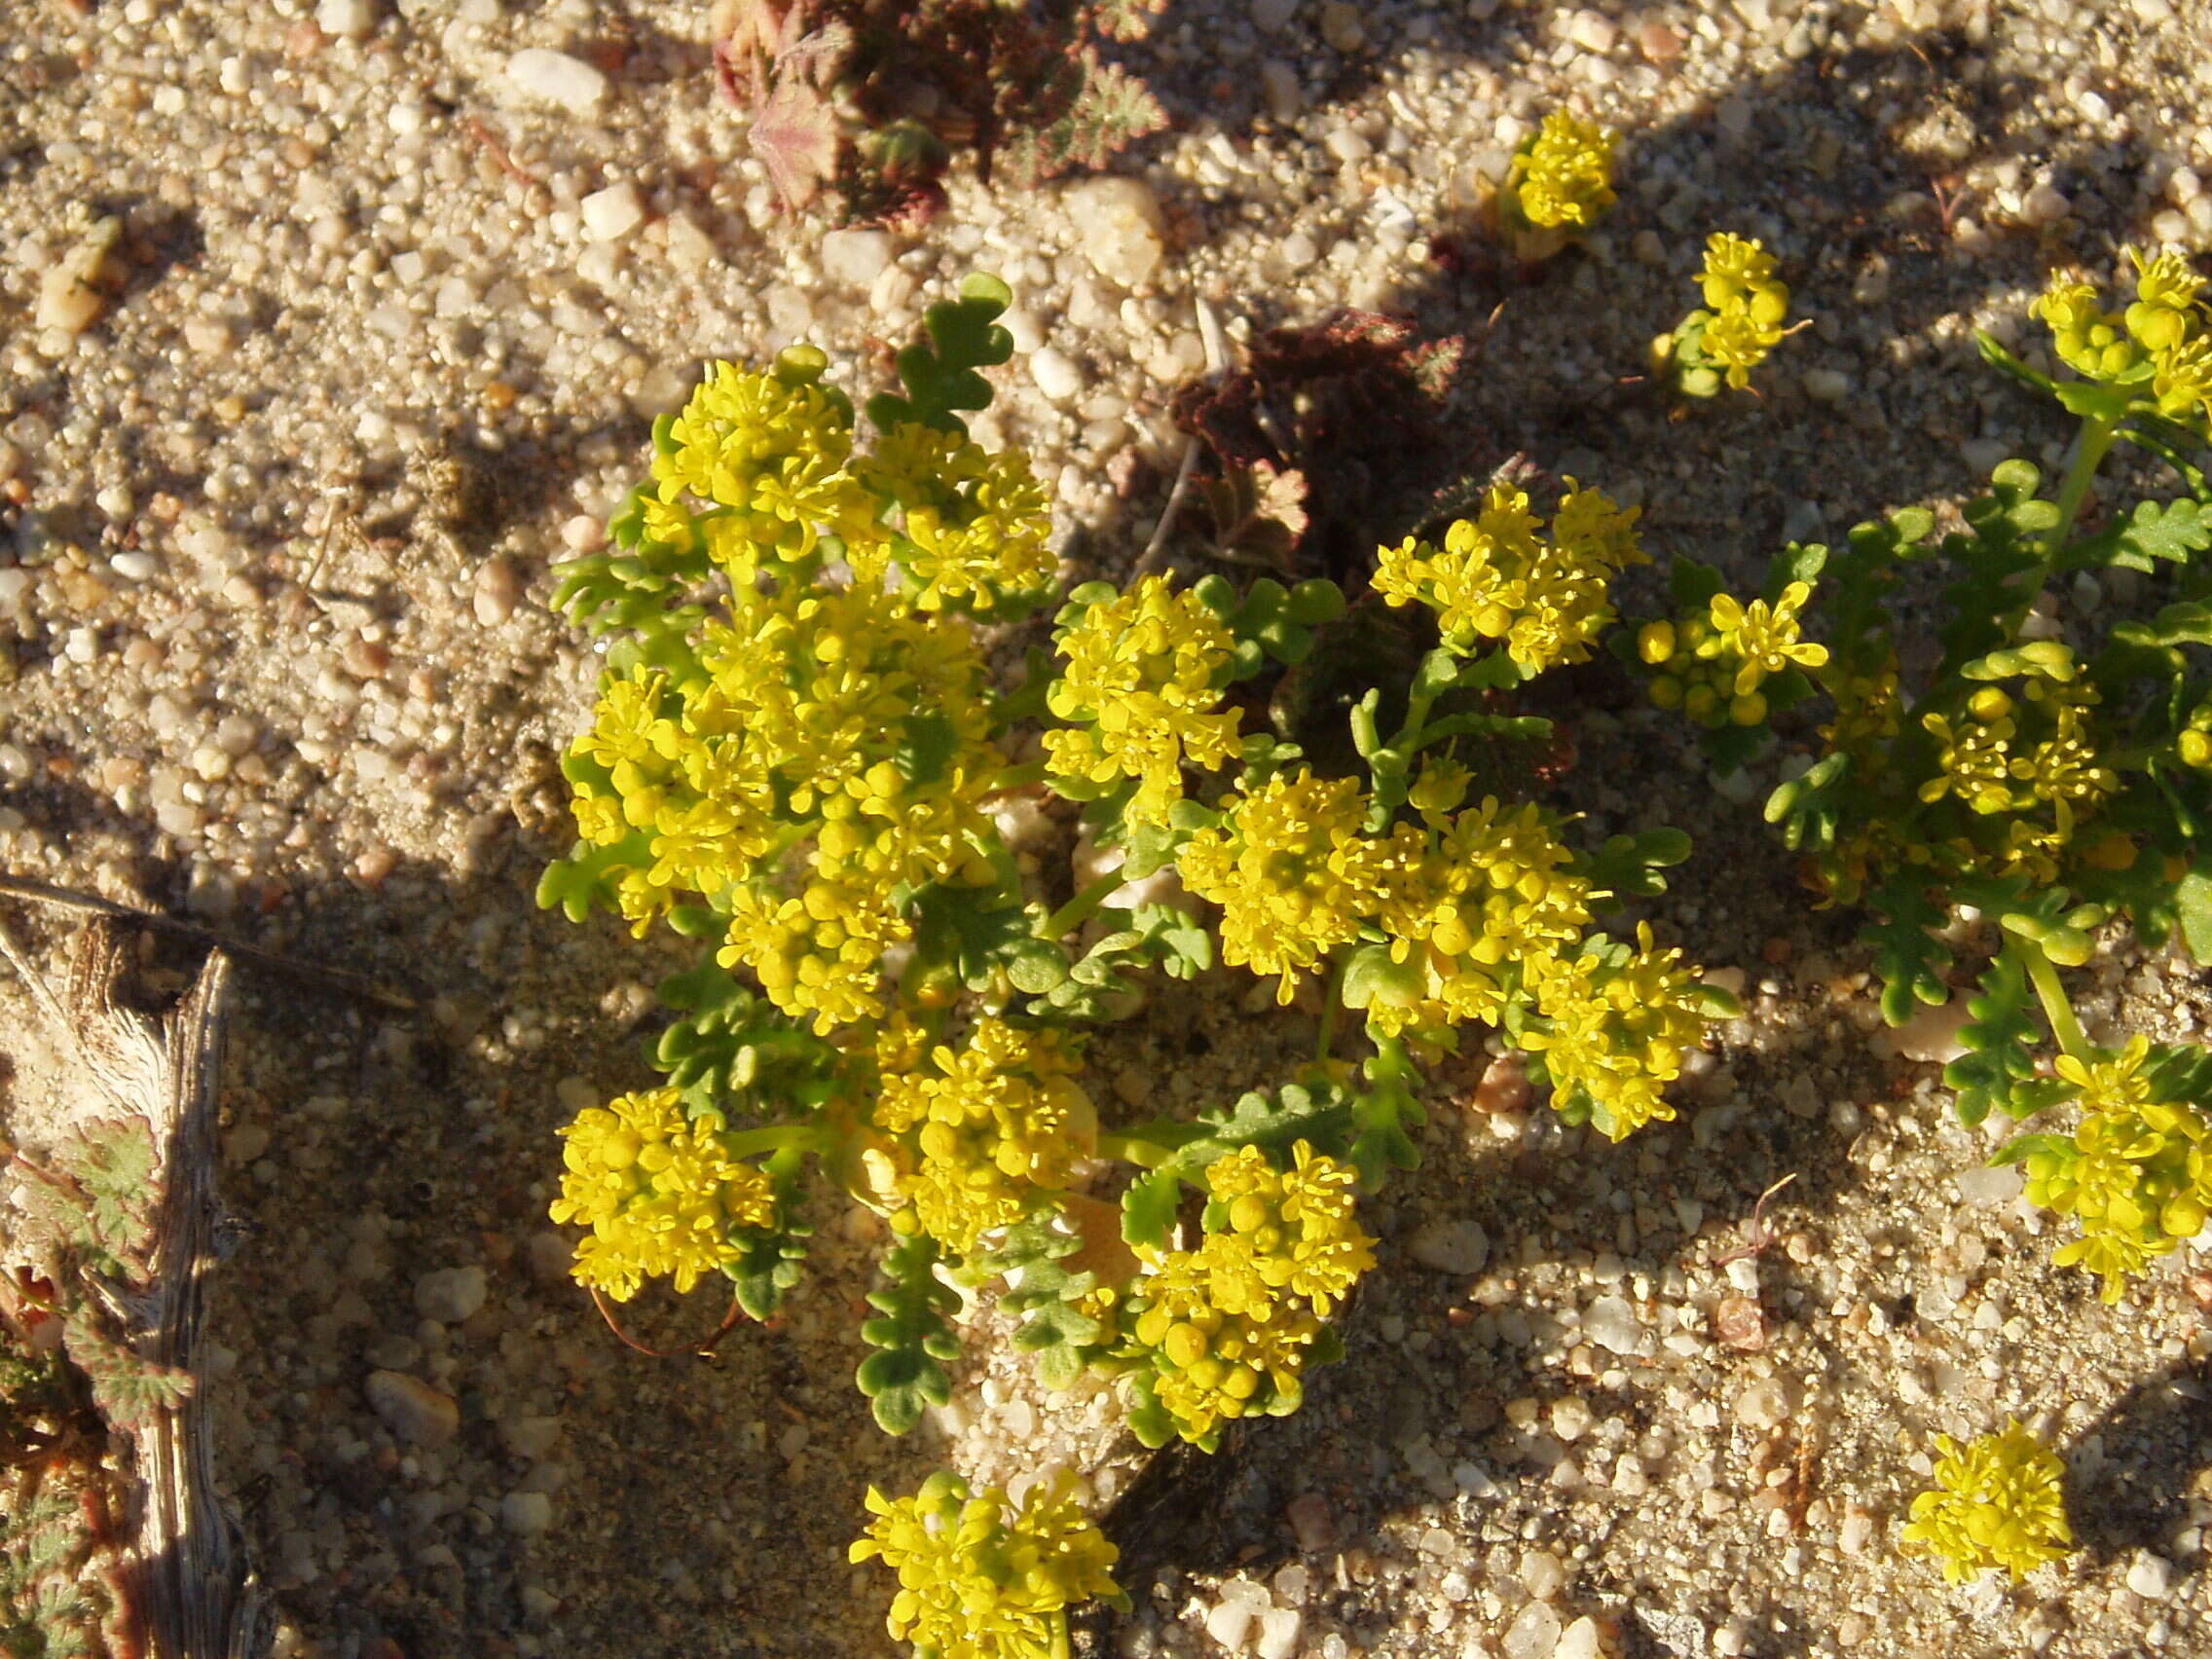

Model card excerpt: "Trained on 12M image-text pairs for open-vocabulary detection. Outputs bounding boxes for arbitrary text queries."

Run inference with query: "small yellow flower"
[1505,110,1616,231]
[1178,769,1390,1004]
[1519,925,1710,1140]
[871,1019,1096,1257]
[1899,1420,2071,1583]
[1044,575,1241,824]
[1706,581,1828,694]
[851,1469,1123,1659]
[1372,481,1641,674]
[549,1087,778,1301]
[2019,1037,2212,1301]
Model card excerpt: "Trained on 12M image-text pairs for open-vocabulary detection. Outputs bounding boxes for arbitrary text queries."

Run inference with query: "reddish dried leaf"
[749,80,842,210]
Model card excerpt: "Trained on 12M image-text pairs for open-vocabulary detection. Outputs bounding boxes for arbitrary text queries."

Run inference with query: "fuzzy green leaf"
[1349,1038,1426,1188]
[653,958,838,1120]
[1934,461,2060,676]
[61,1309,193,1433]
[1121,1168,1183,1251]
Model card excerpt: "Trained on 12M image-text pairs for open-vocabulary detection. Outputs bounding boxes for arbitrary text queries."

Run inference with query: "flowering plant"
[1495,109,1616,262]
[539,276,1728,1654]
[1654,232,1798,397]
[1899,1419,2072,1583]
[1628,244,2212,1304]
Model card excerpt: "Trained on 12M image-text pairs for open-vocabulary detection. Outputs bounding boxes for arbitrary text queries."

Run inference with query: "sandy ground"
[5,0,2212,1655]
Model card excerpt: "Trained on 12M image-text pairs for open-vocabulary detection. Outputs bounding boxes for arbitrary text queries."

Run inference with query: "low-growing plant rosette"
[537,276,1733,1656]
[1626,242,2212,1308]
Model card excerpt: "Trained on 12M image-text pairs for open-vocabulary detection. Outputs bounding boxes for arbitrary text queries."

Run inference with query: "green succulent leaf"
[2062,497,2212,574]
[1348,1037,1426,1188]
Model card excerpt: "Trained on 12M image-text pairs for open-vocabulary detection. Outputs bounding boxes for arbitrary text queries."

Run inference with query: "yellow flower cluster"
[1127,1141,1375,1447]
[2016,1036,2212,1301]
[1178,769,1390,1004]
[2034,248,2212,428]
[1696,234,1791,389]
[1504,110,1616,231]
[651,350,866,569]
[1373,481,1644,674]
[1639,581,1827,728]
[1043,576,1242,824]
[871,1019,1097,1256]
[1366,789,1596,1034]
[1899,1420,2072,1583]
[1519,923,1712,1140]
[851,1470,1123,1659]
[568,579,1005,1032]
[1918,671,2116,882]
[549,1087,778,1302]
[850,422,1058,611]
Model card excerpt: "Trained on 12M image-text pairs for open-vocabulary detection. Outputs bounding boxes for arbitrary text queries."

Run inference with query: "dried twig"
[0,874,417,1012]
[1134,295,1233,576]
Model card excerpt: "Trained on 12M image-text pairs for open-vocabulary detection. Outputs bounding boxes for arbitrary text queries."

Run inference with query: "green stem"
[2045,413,2120,565]
[2018,936,2090,1062]
[1040,870,1127,941]
[1315,952,1349,1063]
[721,1124,828,1160]
[985,761,1048,795]
[1097,1131,1168,1168]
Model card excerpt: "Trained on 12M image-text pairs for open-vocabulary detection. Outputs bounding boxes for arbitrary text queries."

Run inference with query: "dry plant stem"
[1134,296,1231,575]
[588,1285,748,1359]
[0,872,418,1012]
[1,919,269,1656]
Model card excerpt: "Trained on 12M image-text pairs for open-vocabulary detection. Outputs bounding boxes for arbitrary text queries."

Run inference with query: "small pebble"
[364,1370,459,1448]
[1802,367,1851,403]
[1250,0,1294,28]
[1409,1219,1490,1274]
[314,0,377,38]
[1259,60,1303,122]
[414,1265,488,1324]
[2021,182,2071,226]
[1582,1295,1639,1354]
[1284,1491,1335,1551]
[473,556,521,626]
[500,1492,554,1536]
[2128,1551,2175,1600]
[1567,9,1618,52]
[819,227,895,288]
[1030,347,1084,403]
[505,48,609,116]
[1318,0,1363,51]
[1556,1618,1604,1659]
[1639,20,1682,62]
[1714,1295,1767,1351]
[1502,1599,1563,1659]
[1520,1547,1567,1601]
[1735,1379,1792,1431]
[579,181,644,243]
[1064,176,1166,289]
[1878,997,1973,1064]
[1955,1163,2024,1205]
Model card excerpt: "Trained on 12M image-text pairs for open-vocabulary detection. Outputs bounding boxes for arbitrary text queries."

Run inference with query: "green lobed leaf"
[1862,877,1955,1026]
[1583,828,1692,907]
[2062,498,2212,575]
[1348,1039,1426,1188]
[1940,944,2045,1125]
[864,274,1014,437]
[856,1234,962,1436]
